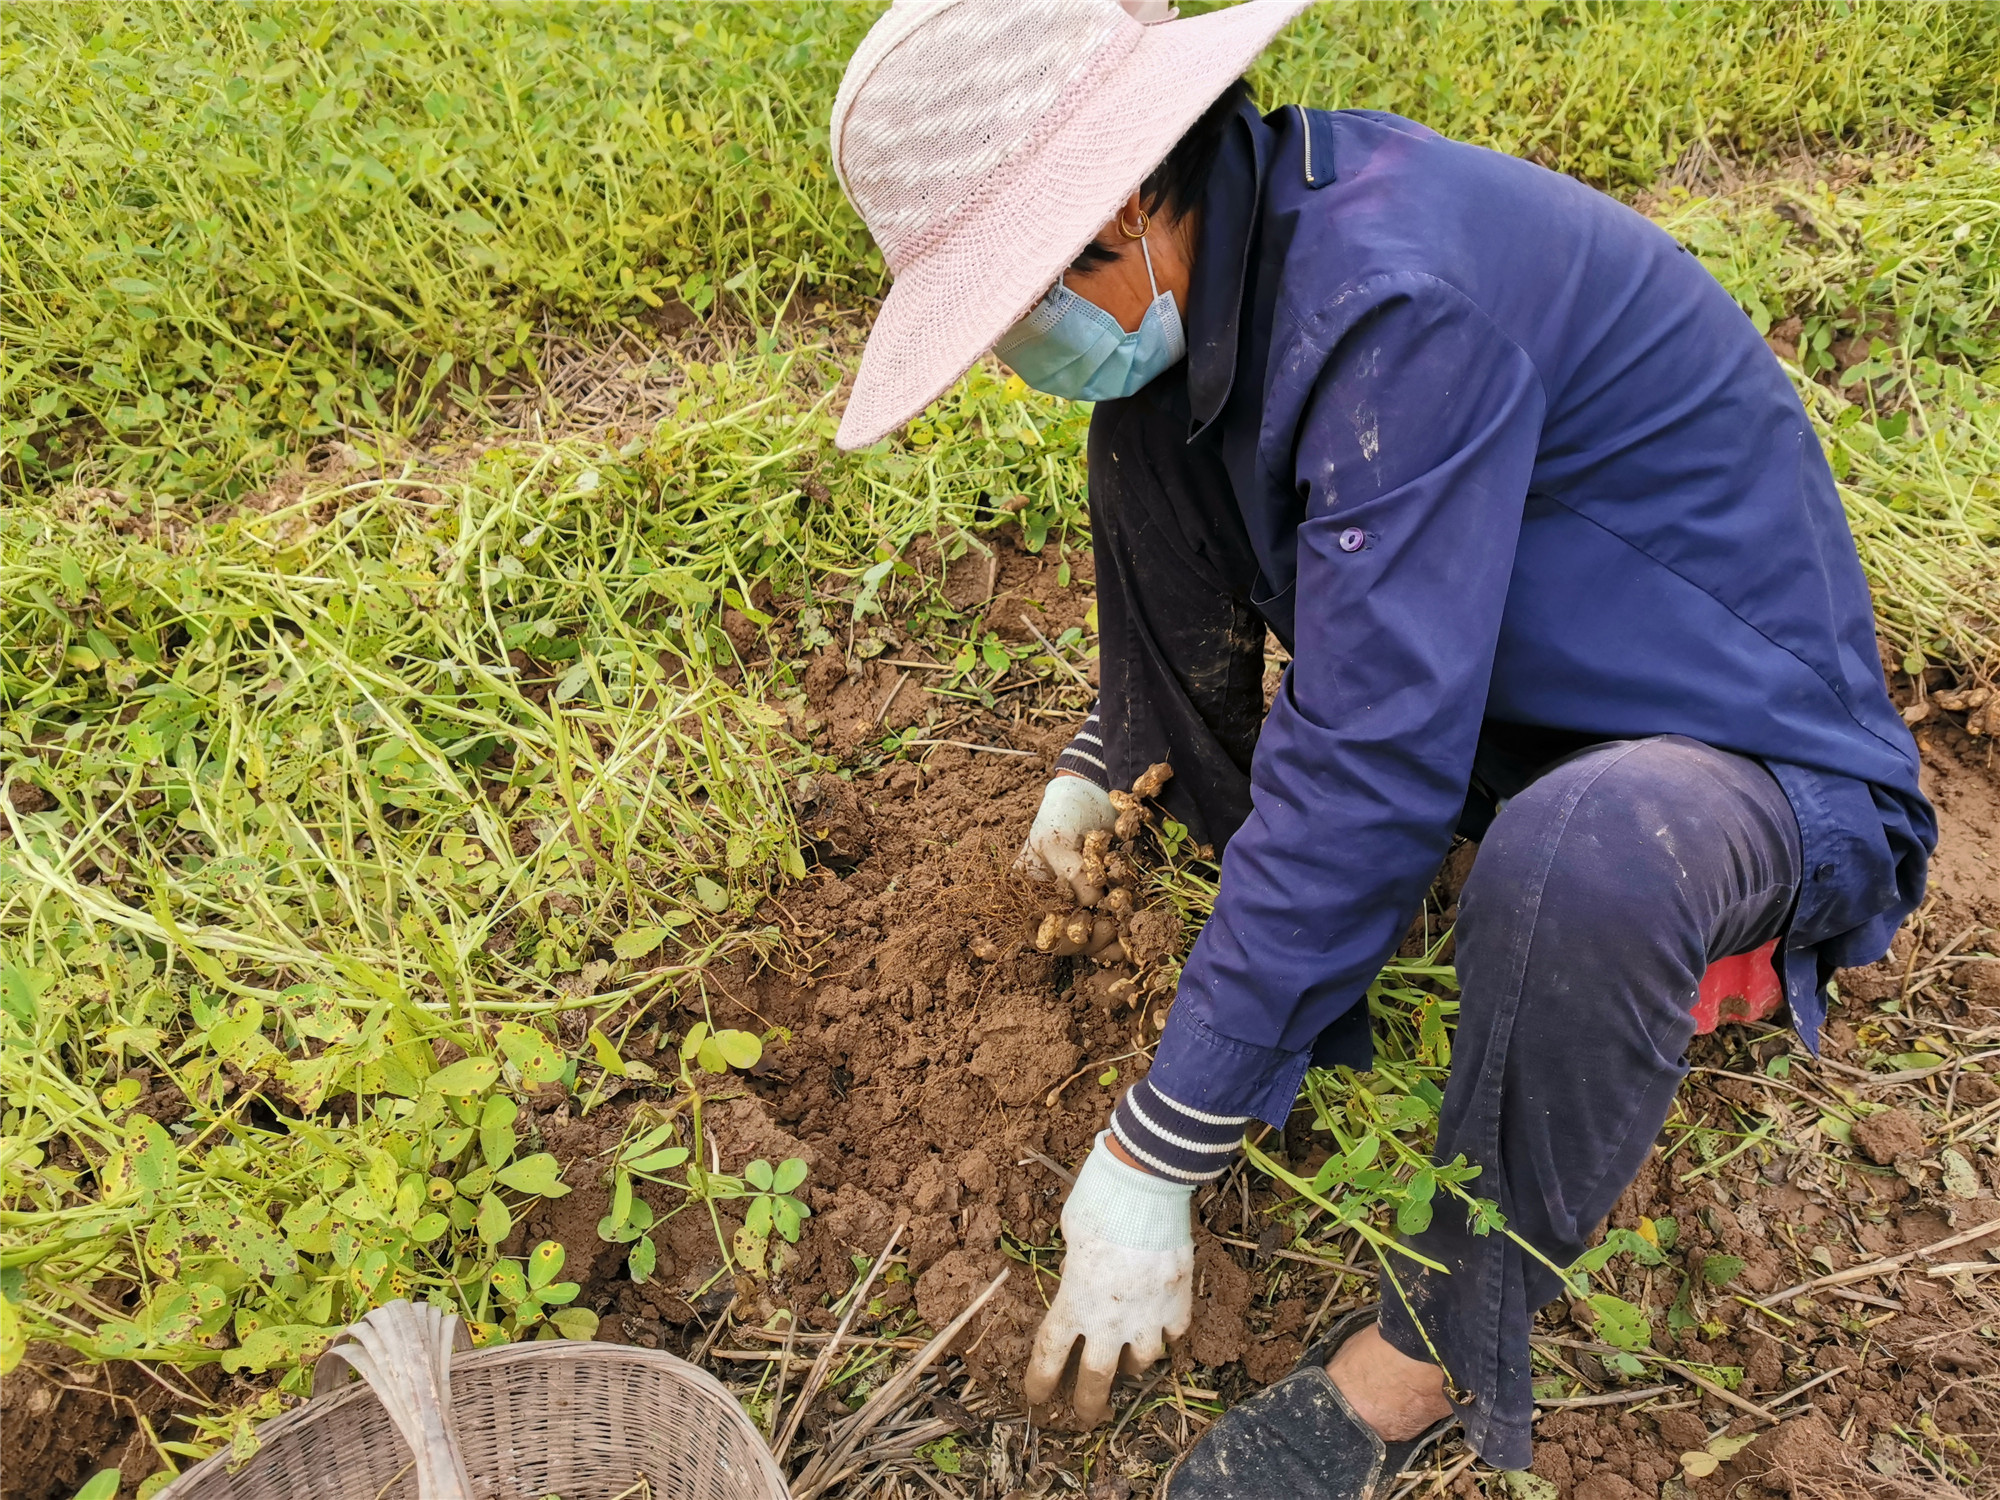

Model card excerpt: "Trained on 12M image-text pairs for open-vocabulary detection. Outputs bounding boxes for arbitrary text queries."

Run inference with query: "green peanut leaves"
[680,1020,761,1075]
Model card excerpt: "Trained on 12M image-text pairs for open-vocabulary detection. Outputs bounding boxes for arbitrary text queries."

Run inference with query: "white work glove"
[1024,1133,1194,1423]
[1015,775,1118,904]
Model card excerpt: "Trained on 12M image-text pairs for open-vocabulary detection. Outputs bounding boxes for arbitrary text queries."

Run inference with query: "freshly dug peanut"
[970,935,1003,962]
[1075,849,1108,894]
[1104,886,1134,918]
[1131,762,1174,799]
[1080,970,1139,1012]
[1035,911,1088,957]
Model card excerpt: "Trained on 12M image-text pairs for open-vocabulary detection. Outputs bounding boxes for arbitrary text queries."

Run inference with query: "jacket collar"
[1185,100,1273,436]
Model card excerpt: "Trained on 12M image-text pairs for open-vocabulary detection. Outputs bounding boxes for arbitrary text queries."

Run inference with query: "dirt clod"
[795,772,874,867]
[1851,1106,1926,1164]
[1572,1475,1644,1500]
[1187,1236,1254,1369]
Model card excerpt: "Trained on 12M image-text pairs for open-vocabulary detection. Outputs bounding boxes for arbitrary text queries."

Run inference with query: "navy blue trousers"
[1086,370,1803,1468]
[1373,736,1799,1467]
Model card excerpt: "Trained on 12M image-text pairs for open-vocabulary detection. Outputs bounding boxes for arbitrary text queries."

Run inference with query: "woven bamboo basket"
[157,1301,792,1500]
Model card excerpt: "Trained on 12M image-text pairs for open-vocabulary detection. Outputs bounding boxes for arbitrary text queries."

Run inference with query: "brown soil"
[519,541,1208,1413]
[2,1355,158,1500]
[0,1346,259,1500]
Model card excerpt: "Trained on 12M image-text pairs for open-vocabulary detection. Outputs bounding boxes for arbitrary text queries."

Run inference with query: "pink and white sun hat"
[829,0,1313,451]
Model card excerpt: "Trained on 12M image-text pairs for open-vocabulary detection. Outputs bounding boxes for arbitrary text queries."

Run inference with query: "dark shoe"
[1160,1307,1457,1500]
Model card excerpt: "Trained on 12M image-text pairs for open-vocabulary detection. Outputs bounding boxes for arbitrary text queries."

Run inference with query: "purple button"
[1338,527,1366,553]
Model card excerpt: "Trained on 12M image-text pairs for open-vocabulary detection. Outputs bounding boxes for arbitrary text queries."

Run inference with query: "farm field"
[3,3,2000,1498]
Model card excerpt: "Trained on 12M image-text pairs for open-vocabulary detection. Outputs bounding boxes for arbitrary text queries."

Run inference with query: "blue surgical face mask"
[994,235,1186,402]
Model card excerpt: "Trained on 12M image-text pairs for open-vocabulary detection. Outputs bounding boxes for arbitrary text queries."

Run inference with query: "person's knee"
[1460,738,1730,955]
[1460,735,1800,1009]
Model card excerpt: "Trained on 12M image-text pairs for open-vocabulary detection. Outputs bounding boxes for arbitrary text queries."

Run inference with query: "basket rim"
[157,1337,792,1499]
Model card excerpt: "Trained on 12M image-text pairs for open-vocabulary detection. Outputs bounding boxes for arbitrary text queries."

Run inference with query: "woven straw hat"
[829,0,1312,451]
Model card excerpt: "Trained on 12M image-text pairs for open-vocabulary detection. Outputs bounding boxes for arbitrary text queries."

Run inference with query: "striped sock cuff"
[1111,1077,1249,1184]
[1054,704,1109,788]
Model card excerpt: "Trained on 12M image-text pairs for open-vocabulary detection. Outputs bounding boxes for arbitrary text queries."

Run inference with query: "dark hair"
[1069,76,1253,275]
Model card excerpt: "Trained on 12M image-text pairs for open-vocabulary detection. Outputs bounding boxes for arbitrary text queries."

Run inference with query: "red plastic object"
[1691,938,1784,1034]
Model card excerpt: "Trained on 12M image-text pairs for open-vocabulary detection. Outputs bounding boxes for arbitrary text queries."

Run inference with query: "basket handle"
[312,1300,478,1500]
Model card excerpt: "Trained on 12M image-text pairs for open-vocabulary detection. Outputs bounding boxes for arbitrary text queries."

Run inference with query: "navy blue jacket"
[1148,104,1934,1126]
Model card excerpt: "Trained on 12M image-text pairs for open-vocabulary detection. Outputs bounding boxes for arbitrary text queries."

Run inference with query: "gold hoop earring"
[1117,209,1150,240]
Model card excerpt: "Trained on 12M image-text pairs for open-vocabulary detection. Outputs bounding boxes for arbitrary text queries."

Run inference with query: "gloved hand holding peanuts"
[1014,774,1119,904]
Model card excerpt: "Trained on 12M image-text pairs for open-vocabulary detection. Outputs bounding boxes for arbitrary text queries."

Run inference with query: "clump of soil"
[1851,1106,1926,1165]
[642,740,1204,1405]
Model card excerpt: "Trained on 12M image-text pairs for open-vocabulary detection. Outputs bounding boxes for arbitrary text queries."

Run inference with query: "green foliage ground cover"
[3,2,2000,1485]
[6,1,1997,496]
[1,346,1091,1479]
[0,348,1086,1369]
